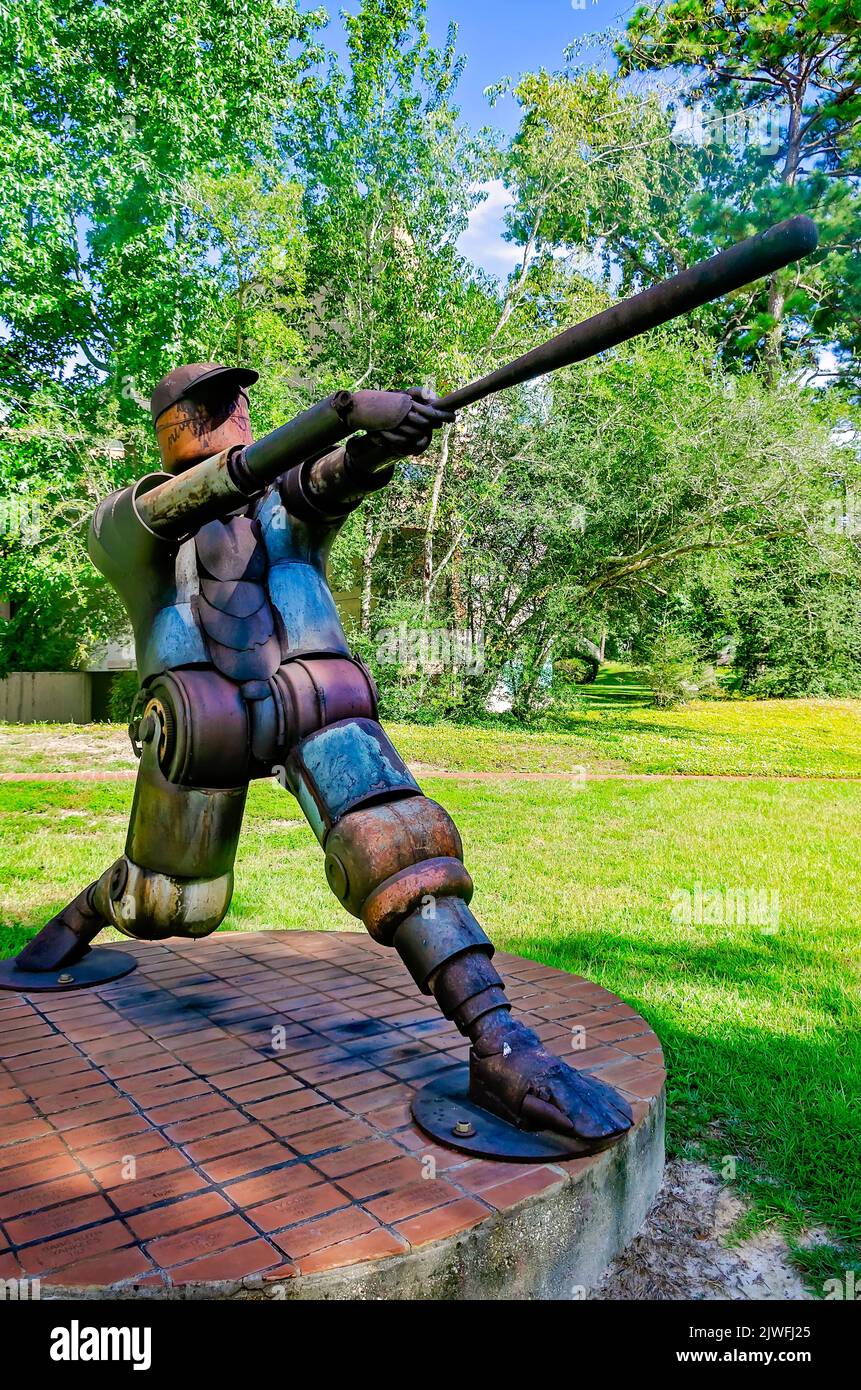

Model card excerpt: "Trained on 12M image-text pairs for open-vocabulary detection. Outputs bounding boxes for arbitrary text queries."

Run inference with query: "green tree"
[618,1,861,378]
[0,0,323,672]
[290,0,497,632]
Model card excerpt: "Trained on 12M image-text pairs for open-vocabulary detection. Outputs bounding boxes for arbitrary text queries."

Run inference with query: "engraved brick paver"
[0,930,663,1290]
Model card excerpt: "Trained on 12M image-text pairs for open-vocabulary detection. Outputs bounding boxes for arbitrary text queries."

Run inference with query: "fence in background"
[0,671,92,723]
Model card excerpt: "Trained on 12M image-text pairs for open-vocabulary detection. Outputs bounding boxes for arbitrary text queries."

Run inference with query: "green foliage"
[1,0,860,711]
[107,670,141,723]
[640,630,716,708]
[617,1,861,377]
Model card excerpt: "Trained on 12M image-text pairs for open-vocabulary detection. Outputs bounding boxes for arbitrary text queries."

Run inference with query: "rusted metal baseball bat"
[137,216,817,533]
[434,215,818,412]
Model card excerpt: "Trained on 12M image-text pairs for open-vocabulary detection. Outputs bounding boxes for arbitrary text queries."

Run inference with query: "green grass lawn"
[4,683,861,777]
[1,683,859,1287]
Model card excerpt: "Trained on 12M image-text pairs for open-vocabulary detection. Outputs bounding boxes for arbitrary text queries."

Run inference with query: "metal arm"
[137,215,818,534]
[135,390,415,537]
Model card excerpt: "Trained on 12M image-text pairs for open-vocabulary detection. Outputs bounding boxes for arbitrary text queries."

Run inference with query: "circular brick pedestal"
[0,931,665,1300]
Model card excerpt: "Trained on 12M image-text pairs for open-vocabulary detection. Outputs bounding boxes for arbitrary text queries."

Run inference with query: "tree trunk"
[765,93,803,381]
[361,513,383,637]
[422,424,452,627]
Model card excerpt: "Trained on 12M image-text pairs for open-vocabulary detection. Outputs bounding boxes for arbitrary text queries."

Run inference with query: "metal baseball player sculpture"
[2,217,817,1159]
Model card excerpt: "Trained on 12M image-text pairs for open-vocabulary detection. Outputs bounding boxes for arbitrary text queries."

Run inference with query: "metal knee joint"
[319,791,492,994]
[92,857,233,942]
[323,795,473,941]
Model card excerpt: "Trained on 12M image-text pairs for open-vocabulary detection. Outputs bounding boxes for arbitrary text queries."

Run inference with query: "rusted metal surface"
[286,717,421,841]
[412,1066,597,1161]
[14,885,106,972]
[125,732,247,877]
[323,795,464,923]
[91,856,234,942]
[362,856,474,943]
[154,394,253,476]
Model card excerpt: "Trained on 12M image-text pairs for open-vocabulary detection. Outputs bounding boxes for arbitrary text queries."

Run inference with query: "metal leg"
[0,736,247,993]
[286,711,635,1158]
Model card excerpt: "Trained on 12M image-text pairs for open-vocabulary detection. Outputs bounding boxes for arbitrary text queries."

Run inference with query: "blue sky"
[309,0,640,276]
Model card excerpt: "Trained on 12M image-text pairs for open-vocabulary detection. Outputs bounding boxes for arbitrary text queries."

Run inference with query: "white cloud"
[457,179,521,279]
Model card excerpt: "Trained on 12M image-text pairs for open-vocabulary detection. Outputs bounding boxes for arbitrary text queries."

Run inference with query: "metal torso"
[89,475,351,687]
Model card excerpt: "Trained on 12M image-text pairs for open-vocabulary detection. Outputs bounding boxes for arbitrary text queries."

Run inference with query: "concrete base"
[0,931,665,1300]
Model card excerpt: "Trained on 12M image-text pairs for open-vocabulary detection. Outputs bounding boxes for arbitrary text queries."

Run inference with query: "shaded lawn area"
[1,770,858,1277]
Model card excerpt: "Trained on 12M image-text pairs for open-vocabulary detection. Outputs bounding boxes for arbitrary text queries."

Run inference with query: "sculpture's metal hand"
[370,388,455,458]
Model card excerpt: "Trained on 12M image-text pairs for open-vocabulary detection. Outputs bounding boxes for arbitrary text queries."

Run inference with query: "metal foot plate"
[411,1064,588,1160]
[0,947,138,993]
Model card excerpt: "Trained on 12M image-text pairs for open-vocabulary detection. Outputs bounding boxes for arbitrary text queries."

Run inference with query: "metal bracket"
[411,1064,589,1161]
[0,946,138,994]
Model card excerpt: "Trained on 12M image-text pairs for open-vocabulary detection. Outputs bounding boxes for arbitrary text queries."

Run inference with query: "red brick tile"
[0,1252,22,1278]
[260,1100,341,1139]
[0,1171,99,1223]
[365,1177,462,1224]
[250,1181,348,1234]
[318,1070,395,1101]
[145,1093,233,1127]
[50,1097,137,1133]
[0,1151,80,1196]
[74,1129,168,1171]
[289,1118,374,1156]
[91,1146,191,1187]
[7,1193,115,1246]
[43,1245,155,1288]
[453,1159,546,1194]
[1,1102,43,1126]
[296,1229,407,1274]
[0,1132,68,1171]
[0,1118,53,1147]
[182,1124,273,1164]
[478,1169,565,1211]
[163,1109,247,1145]
[223,1074,304,1105]
[170,1238,282,1284]
[134,1079,213,1112]
[312,1138,402,1179]
[208,1061,284,1090]
[200,1142,295,1185]
[145,1214,259,1269]
[127,1191,232,1242]
[225,1163,319,1209]
[395,1197,488,1247]
[340,1082,415,1115]
[335,1155,423,1201]
[18,1220,133,1276]
[272,1206,378,1260]
[367,1101,413,1131]
[38,1083,119,1115]
[106,1166,208,1213]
